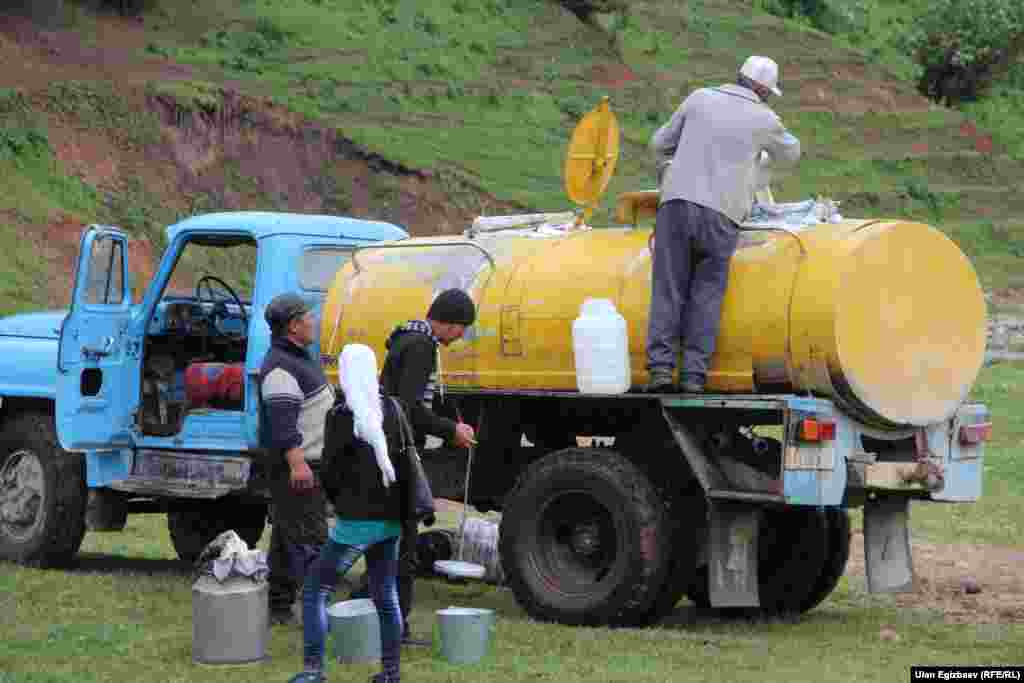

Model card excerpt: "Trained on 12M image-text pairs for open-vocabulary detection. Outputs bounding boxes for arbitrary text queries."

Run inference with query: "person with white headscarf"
[289,344,410,683]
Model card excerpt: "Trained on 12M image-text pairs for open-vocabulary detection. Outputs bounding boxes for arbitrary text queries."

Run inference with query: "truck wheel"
[0,409,87,567]
[797,508,851,613]
[167,499,268,564]
[758,506,830,614]
[499,447,671,626]
[629,482,707,624]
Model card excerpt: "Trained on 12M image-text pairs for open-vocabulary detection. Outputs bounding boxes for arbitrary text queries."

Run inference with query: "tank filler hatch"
[468,97,620,237]
[564,95,620,226]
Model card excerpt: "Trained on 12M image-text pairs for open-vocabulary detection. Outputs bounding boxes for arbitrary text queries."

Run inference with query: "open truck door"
[56,226,141,451]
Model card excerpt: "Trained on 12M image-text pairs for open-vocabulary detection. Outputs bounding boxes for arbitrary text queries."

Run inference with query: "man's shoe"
[679,375,706,394]
[645,370,676,394]
[370,674,400,683]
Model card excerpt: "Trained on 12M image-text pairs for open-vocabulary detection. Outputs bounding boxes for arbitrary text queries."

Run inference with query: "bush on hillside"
[0,0,155,22]
[557,0,629,22]
[757,0,871,36]
[905,0,1024,105]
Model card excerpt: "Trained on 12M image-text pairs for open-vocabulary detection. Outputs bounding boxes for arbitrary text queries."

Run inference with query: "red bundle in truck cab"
[184,362,244,409]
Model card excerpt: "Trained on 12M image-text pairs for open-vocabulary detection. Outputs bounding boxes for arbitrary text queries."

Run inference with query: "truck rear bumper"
[843,402,987,504]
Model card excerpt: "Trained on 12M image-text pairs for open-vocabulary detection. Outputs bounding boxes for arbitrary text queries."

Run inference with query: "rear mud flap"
[708,500,761,607]
[863,496,914,593]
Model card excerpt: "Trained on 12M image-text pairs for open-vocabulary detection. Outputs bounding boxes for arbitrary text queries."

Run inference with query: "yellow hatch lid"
[564,96,619,223]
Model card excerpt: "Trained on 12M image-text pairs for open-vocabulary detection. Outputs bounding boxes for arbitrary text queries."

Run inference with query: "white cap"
[740,56,782,97]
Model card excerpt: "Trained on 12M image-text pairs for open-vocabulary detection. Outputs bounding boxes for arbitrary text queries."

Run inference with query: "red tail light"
[959,422,992,445]
[798,418,836,442]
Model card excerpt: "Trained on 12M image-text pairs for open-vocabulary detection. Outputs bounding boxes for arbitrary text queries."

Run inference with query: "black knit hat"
[427,289,476,326]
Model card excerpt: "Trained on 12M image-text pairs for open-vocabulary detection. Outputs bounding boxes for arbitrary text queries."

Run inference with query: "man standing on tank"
[351,288,478,646]
[647,56,801,393]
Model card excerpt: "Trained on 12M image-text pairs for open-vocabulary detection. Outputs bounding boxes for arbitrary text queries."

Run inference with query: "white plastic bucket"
[572,298,630,394]
[328,599,380,664]
[436,607,495,665]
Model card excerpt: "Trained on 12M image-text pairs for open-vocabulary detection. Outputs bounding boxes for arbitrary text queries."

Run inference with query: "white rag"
[197,529,269,583]
[338,344,396,488]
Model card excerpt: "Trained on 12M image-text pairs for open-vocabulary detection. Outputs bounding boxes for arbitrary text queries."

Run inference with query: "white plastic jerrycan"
[572,298,630,394]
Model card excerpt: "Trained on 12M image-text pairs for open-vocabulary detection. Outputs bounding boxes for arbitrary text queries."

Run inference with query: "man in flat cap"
[259,292,334,625]
[647,55,801,394]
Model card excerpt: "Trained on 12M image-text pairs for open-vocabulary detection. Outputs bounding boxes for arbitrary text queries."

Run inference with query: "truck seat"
[184,362,245,410]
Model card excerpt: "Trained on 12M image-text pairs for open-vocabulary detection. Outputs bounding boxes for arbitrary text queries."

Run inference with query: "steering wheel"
[195,275,249,338]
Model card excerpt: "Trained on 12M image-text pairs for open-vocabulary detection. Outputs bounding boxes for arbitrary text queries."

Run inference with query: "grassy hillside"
[0,0,1023,316]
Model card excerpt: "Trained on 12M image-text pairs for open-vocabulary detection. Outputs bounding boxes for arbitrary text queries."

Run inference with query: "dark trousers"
[397,523,418,631]
[646,198,739,379]
[267,468,329,614]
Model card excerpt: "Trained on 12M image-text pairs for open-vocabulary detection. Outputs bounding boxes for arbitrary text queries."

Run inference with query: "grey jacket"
[651,83,801,224]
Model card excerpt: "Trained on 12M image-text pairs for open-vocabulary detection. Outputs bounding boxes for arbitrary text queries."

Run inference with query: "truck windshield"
[164,241,257,302]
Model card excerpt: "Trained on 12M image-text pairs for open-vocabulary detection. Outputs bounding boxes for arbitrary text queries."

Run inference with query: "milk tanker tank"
[322,211,985,430]
[318,100,990,628]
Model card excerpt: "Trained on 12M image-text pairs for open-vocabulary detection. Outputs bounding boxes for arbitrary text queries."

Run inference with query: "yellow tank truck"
[321,99,991,627]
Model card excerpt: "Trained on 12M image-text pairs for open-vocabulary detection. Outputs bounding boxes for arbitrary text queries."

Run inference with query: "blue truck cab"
[0,212,406,565]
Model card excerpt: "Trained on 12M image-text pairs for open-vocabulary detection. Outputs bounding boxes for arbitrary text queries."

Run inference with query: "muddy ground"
[846,532,1024,625]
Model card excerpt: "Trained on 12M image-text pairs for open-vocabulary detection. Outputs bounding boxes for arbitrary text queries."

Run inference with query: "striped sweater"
[259,336,334,462]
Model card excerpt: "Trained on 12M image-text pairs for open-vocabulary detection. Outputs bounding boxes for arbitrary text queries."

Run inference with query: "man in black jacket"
[353,288,477,645]
[259,293,333,625]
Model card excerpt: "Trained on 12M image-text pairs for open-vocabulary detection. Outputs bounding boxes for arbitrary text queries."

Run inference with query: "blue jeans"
[302,536,401,679]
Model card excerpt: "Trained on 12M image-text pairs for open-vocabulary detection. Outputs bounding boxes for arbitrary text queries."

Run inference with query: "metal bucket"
[328,599,380,664]
[436,607,495,665]
[192,574,268,665]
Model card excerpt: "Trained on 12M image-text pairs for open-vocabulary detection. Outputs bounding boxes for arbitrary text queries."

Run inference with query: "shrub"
[904,0,1024,104]
[0,88,27,115]
[557,0,629,23]
[757,0,872,35]
[0,127,49,162]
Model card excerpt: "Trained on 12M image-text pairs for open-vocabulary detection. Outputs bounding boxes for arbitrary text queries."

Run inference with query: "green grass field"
[4,362,1023,683]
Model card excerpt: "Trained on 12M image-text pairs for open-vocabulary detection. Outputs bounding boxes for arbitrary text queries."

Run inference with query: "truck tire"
[622,480,707,624]
[797,508,851,613]
[167,499,268,564]
[0,409,87,567]
[758,506,830,614]
[686,508,846,613]
[499,447,671,626]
